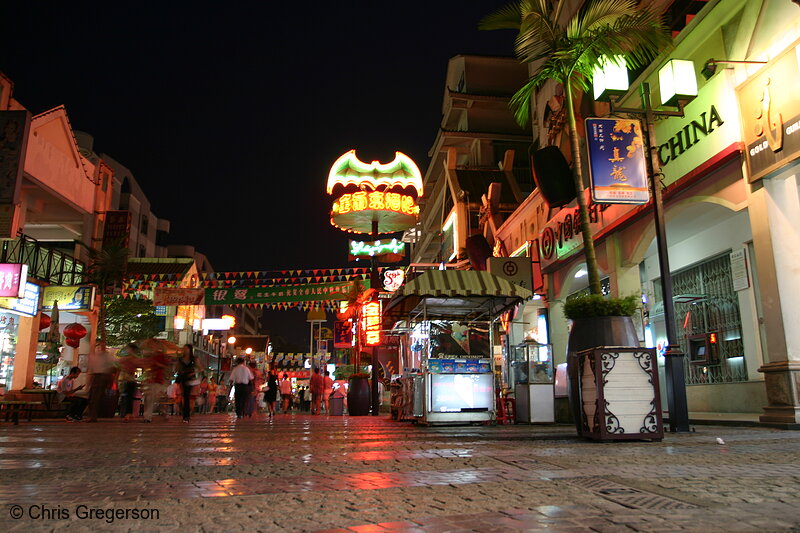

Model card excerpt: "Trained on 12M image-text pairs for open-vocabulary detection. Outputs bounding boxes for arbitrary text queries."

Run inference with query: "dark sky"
[1,2,517,343]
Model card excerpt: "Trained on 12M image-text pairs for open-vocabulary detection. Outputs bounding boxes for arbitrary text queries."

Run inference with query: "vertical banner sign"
[102,210,132,249]
[333,320,353,348]
[0,111,32,239]
[361,299,382,346]
[586,118,650,204]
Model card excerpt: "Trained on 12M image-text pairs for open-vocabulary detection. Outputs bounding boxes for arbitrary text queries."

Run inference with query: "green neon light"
[349,239,405,257]
[327,150,424,195]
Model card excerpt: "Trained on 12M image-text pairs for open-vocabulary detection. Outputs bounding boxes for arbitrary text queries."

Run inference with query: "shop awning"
[383,269,531,324]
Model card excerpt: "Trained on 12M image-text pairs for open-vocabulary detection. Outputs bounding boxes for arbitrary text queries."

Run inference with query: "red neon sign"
[361,300,382,346]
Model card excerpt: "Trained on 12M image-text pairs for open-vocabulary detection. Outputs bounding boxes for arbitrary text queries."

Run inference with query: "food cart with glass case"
[383,270,531,425]
[512,341,555,423]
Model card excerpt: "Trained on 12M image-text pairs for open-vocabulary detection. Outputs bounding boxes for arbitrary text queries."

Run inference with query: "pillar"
[749,166,800,426]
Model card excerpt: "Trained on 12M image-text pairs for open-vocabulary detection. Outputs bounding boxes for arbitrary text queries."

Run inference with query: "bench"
[0,401,43,425]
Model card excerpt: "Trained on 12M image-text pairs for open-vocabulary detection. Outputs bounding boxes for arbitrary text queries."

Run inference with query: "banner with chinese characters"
[205,281,369,306]
[154,288,205,306]
[586,118,649,204]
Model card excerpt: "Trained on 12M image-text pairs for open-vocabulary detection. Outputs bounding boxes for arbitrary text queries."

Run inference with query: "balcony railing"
[0,235,87,285]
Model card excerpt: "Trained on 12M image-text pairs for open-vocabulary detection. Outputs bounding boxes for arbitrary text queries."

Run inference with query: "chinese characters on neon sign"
[361,300,382,346]
[334,191,418,216]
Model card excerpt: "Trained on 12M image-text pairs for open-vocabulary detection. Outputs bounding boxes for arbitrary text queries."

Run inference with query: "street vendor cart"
[383,269,531,425]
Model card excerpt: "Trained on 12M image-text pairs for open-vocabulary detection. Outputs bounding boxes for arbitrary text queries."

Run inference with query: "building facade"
[490,0,800,424]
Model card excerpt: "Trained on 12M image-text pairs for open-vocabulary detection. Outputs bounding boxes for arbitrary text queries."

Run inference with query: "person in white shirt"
[228,358,253,418]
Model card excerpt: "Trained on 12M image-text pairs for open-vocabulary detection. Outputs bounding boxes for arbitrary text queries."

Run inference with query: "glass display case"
[513,341,555,423]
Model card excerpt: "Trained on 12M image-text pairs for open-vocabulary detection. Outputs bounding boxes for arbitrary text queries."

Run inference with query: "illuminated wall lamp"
[592,56,629,101]
[658,59,698,106]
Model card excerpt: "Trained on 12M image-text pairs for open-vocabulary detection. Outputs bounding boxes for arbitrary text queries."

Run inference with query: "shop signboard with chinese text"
[154,288,205,306]
[586,118,649,204]
[205,281,369,306]
[0,263,27,298]
[737,39,800,183]
[42,285,95,311]
[361,299,382,346]
[0,282,41,317]
[102,211,132,248]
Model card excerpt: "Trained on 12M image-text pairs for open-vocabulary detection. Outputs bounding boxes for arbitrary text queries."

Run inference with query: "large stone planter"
[567,316,638,434]
[579,347,663,441]
[347,376,371,416]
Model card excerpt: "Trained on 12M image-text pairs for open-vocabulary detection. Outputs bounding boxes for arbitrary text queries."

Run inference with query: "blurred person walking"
[215,379,228,413]
[86,343,116,422]
[118,343,141,422]
[229,358,253,418]
[246,361,263,417]
[142,348,171,422]
[206,377,217,414]
[322,370,334,414]
[264,369,278,419]
[279,373,293,413]
[310,367,323,415]
[175,344,200,422]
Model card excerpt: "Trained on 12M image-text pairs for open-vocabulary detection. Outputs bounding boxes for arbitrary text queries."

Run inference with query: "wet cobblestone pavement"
[1,414,799,532]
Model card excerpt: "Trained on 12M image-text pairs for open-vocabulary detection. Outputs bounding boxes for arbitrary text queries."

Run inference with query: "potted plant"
[563,294,640,433]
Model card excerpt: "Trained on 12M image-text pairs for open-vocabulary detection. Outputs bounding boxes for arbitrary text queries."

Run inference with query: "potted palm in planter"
[564,294,640,434]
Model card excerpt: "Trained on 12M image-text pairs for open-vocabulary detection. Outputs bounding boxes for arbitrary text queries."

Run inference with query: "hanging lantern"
[65,337,81,348]
[39,314,51,331]
[63,323,88,340]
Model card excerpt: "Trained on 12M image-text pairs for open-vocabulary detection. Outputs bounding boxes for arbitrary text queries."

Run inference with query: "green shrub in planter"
[563,294,639,319]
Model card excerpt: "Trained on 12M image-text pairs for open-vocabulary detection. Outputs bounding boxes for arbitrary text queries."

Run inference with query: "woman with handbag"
[176,344,200,422]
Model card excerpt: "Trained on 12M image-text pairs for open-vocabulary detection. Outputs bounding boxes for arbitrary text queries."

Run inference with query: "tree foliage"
[481,0,671,295]
[104,297,162,347]
[85,243,130,345]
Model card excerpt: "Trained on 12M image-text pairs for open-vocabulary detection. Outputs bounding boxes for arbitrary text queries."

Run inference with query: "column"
[749,166,800,425]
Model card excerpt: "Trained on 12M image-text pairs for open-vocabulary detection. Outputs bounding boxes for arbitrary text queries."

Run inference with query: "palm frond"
[479,2,523,30]
[569,0,638,38]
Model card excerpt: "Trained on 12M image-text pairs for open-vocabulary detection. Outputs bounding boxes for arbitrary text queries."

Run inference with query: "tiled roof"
[126,259,193,276]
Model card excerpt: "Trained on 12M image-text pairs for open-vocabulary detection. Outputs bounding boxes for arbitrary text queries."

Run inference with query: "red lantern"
[39,314,51,330]
[64,323,88,340]
[65,337,81,348]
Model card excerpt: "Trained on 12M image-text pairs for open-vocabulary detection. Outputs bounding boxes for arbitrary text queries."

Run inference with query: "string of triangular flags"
[123,267,384,291]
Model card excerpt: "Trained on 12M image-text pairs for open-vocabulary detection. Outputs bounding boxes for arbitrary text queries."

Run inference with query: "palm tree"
[481,0,671,295]
[85,243,130,347]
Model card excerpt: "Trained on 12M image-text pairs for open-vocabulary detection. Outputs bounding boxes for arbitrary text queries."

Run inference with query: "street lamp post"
[594,58,698,432]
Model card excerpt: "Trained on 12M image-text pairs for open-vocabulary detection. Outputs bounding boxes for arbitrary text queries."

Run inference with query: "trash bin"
[329,396,344,416]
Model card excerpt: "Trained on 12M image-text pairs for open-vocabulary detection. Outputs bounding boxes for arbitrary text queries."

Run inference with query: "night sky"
[2,1,517,343]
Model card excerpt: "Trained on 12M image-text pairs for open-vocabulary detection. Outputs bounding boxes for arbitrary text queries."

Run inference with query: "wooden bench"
[0,401,43,425]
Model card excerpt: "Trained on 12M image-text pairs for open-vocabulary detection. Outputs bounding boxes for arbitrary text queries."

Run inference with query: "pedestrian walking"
[86,343,116,422]
[280,373,293,413]
[215,380,228,413]
[310,367,323,415]
[118,343,141,422]
[175,344,200,422]
[245,361,263,417]
[229,358,253,419]
[142,349,171,422]
[265,369,278,418]
[198,377,209,414]
[322,370,334,414]
[297,386,307,412]
[206,377,217,414]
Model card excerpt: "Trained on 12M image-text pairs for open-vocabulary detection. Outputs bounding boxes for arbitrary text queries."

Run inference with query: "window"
[140,215,149,235]
[659,252,747,384]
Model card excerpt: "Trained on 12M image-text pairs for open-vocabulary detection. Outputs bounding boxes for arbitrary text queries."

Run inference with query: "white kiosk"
[383,269,531,425]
